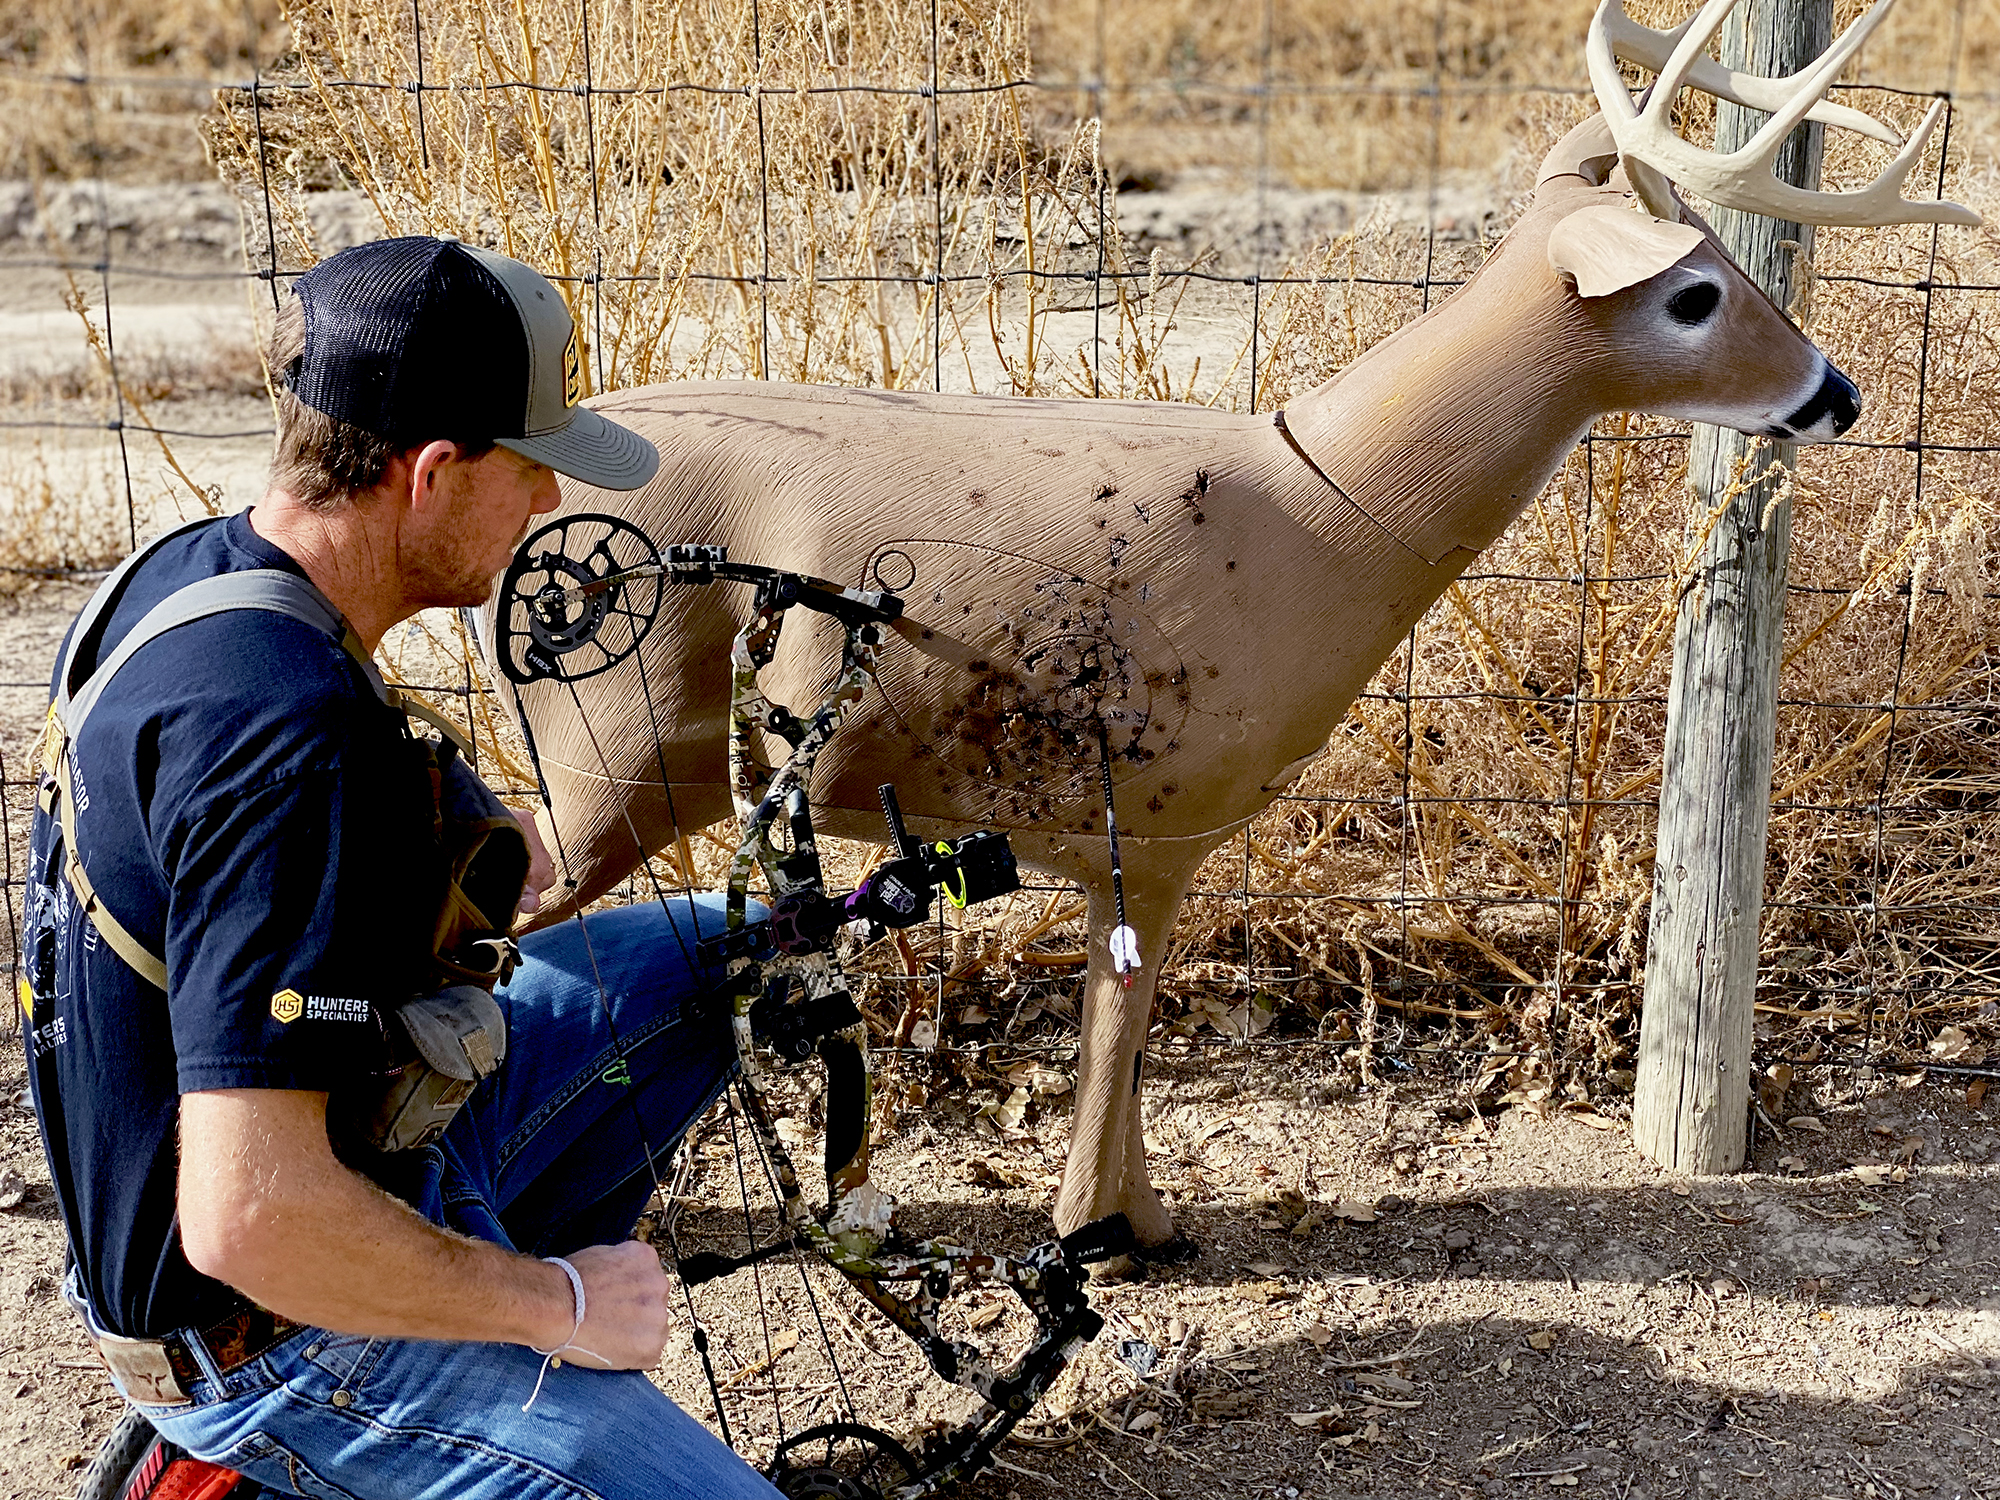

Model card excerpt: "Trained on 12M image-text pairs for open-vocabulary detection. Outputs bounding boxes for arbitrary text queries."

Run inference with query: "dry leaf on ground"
[1234,1279,1293,1304]
[1929,1026,1984,1063]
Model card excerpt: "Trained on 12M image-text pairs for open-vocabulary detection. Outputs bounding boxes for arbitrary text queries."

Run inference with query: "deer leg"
[1053,853,1196,1253]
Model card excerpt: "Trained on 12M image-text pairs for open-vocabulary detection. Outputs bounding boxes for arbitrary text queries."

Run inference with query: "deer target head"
[1513,0,1985,446]
[1543,196,1860,443]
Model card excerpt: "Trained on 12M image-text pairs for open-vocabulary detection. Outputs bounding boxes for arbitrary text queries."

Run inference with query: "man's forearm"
[179,1088,574,1348]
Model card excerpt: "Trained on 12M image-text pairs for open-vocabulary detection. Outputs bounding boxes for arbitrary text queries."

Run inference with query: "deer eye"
[1667,283,1721,325]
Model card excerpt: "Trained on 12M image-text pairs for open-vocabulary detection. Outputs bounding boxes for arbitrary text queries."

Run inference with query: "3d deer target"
[490,0,1982,1261]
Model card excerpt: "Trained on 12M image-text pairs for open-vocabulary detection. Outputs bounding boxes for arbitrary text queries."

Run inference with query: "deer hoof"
[1134,1232,1202,1269]
[1088,1234,1202,1282]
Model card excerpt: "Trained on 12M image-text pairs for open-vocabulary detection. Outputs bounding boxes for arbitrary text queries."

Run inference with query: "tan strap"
[329,618,476,759]
[51,743,169,991]
[388,688,476,758]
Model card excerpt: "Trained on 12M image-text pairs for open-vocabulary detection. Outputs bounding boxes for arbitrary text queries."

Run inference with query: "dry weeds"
[0,438,131,584]
[6,0,2000,1073]
[0,0,284,179]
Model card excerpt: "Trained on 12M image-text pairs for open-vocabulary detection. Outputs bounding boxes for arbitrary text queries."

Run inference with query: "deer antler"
[1587,0,1982,229]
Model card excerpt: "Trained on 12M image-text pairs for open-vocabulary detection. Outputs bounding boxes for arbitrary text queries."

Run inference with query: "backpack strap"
[53,517,220,717]
[44,558,468,990]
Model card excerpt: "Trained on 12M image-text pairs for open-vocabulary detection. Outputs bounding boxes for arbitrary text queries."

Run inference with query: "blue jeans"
[136,899,781,1500]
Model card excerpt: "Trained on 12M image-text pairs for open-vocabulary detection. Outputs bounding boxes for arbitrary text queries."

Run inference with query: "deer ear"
[1548,205,1706,298]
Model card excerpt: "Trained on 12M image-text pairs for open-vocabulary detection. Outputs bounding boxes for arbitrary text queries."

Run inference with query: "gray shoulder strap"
[61,570,389,738]
[47,560,390,994]
[56,517,220,710]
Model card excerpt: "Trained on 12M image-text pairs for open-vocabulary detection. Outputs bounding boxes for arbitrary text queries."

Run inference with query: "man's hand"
[515,809,557,915]
[542,1242,677,1369]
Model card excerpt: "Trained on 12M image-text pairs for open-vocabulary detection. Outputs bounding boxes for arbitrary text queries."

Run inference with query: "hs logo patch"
[271,989,373,1024]
[562,329,583,407]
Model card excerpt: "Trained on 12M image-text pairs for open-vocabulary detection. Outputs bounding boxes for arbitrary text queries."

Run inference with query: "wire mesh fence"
[2,0,1998,1095]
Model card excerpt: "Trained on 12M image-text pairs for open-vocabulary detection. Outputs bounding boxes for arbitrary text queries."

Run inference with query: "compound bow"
[493,514,1142,1498]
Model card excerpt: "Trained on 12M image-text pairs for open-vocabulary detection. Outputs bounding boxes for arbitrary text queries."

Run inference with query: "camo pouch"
[347,984,509,1153]
[340,744,526,1153]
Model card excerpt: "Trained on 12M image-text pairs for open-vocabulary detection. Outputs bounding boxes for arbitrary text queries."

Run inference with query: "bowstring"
[551,672,761,1440]
[628,606,705,923]
[559,679,701,969]
[508,677,732,1446]
[622,609,746,1442]
[732,1063,864,1439]
[726,1088,790,1449]
[533,584,865,1465]
[711,618,872,1450]
[632,600,876,1462]
[509,544,1055,1491]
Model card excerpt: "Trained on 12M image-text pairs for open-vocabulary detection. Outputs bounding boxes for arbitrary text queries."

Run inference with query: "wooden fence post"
[1632,0,1831,1173]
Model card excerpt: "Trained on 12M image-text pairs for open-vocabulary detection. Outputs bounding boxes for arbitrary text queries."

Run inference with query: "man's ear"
[1548,205,1706,298]
[405,440,464,507]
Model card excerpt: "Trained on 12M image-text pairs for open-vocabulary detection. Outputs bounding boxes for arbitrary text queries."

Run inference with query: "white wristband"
[533,1255,587,1354]
[523,1255,601,1412]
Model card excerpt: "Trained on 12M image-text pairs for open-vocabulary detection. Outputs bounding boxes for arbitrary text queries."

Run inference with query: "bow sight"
[753,785,1020,960]
[496,516,1141,1499]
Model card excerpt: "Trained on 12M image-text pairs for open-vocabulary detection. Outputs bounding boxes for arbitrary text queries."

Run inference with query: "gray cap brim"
[497,403,660,491]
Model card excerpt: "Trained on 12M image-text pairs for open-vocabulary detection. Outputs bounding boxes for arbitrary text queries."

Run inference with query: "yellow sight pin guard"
[934,842,969,907]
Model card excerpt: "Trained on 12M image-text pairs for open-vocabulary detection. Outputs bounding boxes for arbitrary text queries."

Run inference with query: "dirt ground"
[0,522,1996,1500]
[1,574,1995,1500]
[1,1001,1997,1500]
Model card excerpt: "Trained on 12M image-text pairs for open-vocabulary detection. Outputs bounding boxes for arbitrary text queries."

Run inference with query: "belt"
[87,1307,305,1407]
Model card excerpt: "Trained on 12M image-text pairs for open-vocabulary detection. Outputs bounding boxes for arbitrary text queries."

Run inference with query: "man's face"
[405,444,561,608]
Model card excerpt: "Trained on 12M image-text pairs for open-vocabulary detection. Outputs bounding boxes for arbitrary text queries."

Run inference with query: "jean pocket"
[298,1334,383,1396]
[216,1432,367,1500]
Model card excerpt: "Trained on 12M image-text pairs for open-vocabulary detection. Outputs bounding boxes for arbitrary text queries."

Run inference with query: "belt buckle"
[92,1330,191,1407]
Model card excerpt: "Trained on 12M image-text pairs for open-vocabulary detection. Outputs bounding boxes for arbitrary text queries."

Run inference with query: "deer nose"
[1777,363,1861,442]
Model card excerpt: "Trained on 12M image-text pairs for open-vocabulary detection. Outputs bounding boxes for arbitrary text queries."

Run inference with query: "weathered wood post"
[1633,0,1831,1172]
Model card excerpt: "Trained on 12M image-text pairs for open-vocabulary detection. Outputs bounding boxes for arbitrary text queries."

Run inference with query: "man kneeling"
[24,236,778,1499]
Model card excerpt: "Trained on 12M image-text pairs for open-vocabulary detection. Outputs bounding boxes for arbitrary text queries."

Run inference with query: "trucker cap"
[287,236,659,492]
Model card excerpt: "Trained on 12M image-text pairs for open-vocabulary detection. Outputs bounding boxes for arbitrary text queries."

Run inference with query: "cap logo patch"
[271,988,304,1024]
[562,328,583,409]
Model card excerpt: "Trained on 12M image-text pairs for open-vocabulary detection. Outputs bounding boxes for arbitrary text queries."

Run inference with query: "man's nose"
[533,469,562,514]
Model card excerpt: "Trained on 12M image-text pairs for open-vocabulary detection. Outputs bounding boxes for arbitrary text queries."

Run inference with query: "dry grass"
[0,436,131,582]
[8,0,2000,1070]
[0,0,284,178]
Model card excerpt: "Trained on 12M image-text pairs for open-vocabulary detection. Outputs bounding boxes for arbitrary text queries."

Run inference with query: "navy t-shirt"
[23,513,442,1338]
